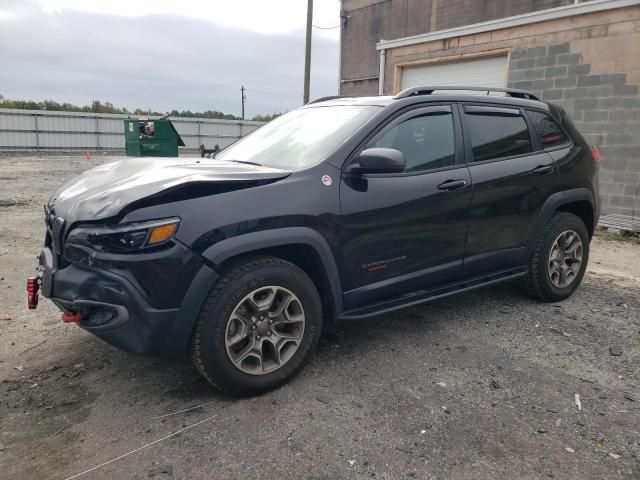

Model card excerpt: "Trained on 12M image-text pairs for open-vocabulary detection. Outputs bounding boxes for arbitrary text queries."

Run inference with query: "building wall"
[340,0,577,93]
[340,3,640,217]
[508,29,640,217]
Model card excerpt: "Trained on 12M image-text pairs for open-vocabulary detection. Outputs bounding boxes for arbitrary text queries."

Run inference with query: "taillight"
[591,145,601,165]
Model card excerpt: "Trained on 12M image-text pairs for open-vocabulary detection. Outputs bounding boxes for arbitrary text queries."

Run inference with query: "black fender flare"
[526,188,595,256]
[171,228,344,354]
[202,227,344,316]
[169,262,220,357]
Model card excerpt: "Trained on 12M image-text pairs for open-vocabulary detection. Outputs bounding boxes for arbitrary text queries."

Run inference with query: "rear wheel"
[191,256,322,396]
[523,212,589,302]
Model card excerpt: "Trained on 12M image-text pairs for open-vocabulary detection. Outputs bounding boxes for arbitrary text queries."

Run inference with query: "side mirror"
[351,148,405,174]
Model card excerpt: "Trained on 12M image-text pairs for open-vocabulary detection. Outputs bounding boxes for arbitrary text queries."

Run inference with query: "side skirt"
[338,267,527,321]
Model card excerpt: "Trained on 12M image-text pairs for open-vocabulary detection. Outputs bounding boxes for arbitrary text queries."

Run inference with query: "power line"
[313,24,340,29]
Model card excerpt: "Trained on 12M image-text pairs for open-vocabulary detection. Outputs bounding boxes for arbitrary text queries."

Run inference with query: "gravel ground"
[0,155,638,480]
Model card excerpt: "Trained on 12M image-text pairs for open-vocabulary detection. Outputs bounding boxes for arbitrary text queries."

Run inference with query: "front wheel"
[191,256,322,396]
[523,212,589,302]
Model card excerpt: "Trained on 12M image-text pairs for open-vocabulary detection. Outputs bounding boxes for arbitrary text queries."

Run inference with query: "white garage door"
[400,55,508,90]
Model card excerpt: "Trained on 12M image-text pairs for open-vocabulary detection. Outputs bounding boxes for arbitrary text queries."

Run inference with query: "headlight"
[66,217,180,253]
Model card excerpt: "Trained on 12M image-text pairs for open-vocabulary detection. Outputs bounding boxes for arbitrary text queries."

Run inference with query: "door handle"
[532,164,554,175]
[437,179,467,191]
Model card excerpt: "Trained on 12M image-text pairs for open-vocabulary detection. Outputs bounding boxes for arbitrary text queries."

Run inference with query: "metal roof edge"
[376,0,640,51]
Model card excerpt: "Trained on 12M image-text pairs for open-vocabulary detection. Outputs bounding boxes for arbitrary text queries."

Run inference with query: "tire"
[523,212,589,302]
[191,256,322,396]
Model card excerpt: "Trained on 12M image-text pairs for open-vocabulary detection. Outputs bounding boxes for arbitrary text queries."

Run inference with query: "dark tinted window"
[372,112,455,173]
[526,110,569,148]
[465,109,532,162]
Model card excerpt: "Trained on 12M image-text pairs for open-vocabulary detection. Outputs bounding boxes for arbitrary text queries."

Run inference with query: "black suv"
[29,86,600,395]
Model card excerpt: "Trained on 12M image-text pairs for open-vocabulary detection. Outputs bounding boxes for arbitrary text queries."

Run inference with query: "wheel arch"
[201,228,344,328]
[527,188,596,256]
[556,200,595,238]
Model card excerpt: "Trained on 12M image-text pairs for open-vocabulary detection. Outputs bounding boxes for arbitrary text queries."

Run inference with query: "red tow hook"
[27,276,40,309]
[61,311,84,323]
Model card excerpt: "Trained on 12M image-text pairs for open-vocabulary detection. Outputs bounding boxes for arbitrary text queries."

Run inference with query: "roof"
[307,89,548,110]
[305,96,395,107]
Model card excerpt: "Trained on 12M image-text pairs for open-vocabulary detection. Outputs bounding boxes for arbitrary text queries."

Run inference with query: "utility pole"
[303,0,313,104]
[241,86,246,120]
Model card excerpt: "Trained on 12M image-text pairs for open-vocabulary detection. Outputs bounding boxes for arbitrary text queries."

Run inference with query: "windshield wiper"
[229,160,263,167]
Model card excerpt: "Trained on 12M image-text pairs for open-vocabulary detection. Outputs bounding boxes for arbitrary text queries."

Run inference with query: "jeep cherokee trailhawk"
[28,86,600,395]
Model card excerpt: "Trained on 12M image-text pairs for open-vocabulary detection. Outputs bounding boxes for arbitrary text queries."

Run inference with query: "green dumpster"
[124,117,185,157]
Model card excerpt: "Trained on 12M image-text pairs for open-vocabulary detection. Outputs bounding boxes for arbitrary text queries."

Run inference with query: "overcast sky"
[0,0,341,117]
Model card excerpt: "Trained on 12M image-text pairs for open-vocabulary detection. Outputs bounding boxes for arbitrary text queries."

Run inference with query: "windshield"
[217,105,380,170]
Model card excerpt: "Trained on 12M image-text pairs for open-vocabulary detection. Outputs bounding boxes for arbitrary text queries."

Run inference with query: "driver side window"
[372,112,456,173]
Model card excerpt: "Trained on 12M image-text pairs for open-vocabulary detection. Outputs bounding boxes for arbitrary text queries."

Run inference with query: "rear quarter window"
[526,109,570,149]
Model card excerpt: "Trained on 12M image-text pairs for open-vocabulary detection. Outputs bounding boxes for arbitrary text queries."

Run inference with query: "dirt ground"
[0,155,638,480]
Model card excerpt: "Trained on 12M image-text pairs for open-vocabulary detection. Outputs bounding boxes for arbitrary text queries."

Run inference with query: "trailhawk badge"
[321,175,333,186]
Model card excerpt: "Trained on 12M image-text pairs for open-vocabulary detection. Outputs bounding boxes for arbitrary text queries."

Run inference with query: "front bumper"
[37,244,219,357]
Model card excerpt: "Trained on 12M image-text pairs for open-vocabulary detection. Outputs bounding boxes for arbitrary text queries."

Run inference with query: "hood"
[48,157,291,222]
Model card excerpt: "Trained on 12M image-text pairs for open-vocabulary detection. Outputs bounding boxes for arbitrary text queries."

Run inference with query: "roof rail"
[394,86,539,101]
[306,95,353,105]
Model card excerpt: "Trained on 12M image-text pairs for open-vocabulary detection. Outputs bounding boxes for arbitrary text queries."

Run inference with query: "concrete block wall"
[366,5,640,219]
[508,42,640,217]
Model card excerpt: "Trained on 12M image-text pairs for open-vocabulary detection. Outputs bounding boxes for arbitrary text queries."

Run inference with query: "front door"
[339,105,472,309]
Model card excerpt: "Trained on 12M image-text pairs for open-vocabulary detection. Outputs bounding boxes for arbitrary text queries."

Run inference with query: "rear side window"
[372,112,456,173]
[464,107,532,162]
[526,110,569,149]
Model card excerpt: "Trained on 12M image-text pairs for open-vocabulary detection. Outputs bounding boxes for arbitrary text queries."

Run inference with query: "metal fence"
[0,108,264,153]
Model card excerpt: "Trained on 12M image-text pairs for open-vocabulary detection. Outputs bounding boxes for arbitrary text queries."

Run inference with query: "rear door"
[339,105,472,309]
[460,103,557,276]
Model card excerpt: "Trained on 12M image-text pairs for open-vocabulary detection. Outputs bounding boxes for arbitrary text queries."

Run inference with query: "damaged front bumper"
[32,243,218,357]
